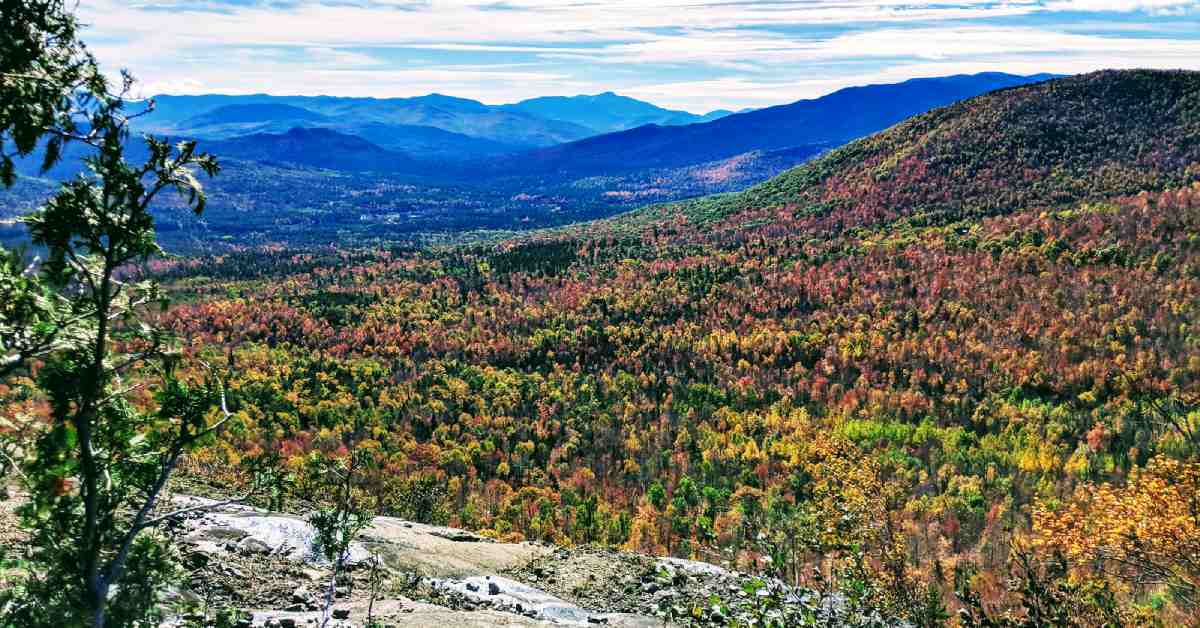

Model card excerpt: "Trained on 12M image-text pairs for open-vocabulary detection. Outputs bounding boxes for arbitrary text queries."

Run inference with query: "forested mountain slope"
[155,70,1200,623]
[657,69,1199,232]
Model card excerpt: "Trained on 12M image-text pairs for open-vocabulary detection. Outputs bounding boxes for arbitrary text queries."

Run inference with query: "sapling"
[307,449,375,628]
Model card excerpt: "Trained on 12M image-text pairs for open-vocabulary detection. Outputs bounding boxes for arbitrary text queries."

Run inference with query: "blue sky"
[81,0,1200,112]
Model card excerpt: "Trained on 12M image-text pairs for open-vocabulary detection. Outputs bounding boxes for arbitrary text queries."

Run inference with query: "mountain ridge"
[499,72,1059,177]
[182,103,330,127]
[137,93,595,152]
[500,92,734,133]
[137,90,735,156]
[203,126,419,173]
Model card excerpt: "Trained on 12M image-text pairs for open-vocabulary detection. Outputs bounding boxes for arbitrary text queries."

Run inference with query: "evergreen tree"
[1,2,227,626]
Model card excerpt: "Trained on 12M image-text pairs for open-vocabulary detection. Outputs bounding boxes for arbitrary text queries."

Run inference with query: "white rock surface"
[178,497,371,565]
[168,497,660,627]
[657,555,731,577]
[432,575,611,625]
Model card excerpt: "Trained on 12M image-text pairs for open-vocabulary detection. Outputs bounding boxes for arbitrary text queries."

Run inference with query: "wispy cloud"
[79,0,1200,111]
[1044,0,1199,13]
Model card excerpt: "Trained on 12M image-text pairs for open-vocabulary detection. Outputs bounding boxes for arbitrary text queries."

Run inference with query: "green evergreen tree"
[1,2,226,626]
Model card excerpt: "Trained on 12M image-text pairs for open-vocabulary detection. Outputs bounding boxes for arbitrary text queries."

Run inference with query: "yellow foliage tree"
[1034,456,1200,613]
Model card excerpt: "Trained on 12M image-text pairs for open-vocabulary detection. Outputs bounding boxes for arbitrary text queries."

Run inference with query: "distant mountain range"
[4,72,1066,249]
[138,93,589,158]
[134,73,1054,174]
[502,72,1060,176]
[135,92,741,160]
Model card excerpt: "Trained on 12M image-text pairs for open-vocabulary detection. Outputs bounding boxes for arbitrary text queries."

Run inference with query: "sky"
[79,0,1200,113]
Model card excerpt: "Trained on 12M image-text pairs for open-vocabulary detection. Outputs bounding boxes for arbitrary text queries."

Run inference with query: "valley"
[139,70,1198,625]
[3,5,1199,623]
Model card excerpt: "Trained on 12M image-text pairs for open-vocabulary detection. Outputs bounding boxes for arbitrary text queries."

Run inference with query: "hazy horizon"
[136,70,1060,116]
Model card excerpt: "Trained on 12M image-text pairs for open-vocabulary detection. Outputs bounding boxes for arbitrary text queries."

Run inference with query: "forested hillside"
[661,69,1199,229]
[148,70,1200,624]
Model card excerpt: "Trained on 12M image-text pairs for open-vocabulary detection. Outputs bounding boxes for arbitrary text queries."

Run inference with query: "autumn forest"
[129,71,1200,623]
[3,5,1200,624]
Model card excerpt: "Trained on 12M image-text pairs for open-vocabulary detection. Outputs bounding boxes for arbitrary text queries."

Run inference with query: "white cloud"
[814,26,1200,59]
[535,25,1200,69]
[79,0,1042,53]
[620,46,1200,111]
[1044,0,1198,12]
[76,0,1200,111]
[302,47,383,68]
